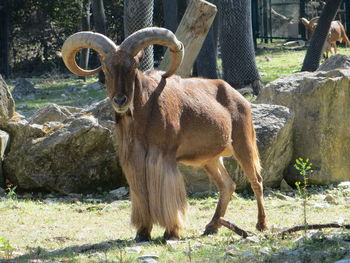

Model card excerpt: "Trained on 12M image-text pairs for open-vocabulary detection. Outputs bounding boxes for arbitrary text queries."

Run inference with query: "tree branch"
[218,217,249,238]
[279,223,350,239]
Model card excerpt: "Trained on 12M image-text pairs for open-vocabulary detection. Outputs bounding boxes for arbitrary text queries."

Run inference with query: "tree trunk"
[301,0,342,71]
[218,0,260,94]
[91,0,106,34]
[124,0,154,71]
[158,0,217,77]
[91,0,106,83]
[79,0,91,82]
[194,0,219,79]
[162,0,178,32]
[194,25,218,78]
[0,0,10,78]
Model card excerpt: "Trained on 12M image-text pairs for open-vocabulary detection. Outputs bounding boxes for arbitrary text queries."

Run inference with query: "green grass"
[0,185,349,262]
[11,76,106,117]
[256,45,350,84]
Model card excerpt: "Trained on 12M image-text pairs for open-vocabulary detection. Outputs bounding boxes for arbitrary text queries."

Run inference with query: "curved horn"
[119,27,184,78]
[61,31,118,76]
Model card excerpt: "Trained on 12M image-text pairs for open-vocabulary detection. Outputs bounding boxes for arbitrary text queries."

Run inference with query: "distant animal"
[301,17,350,58]
[61,27,267,241]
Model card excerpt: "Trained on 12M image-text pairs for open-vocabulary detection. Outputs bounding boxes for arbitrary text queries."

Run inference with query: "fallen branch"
[279,223,350,239]
[218,217,249,238]
[219,218,350,240]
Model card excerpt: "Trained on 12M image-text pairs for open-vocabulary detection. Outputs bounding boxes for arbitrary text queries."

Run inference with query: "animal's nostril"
[114,95,128,106]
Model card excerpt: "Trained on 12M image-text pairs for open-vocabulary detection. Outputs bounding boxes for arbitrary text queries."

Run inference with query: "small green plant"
[187,241,192,263]
[6,186,17,201]
[294,158,313,237]
[0,237,14,259]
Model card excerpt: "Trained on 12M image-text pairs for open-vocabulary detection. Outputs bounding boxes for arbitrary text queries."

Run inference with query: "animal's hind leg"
[203,158,236,235]
[231,137,268,231]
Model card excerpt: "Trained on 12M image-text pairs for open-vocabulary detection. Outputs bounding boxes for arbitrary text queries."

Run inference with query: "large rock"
[12,78,37,101]
[182,103,294,193]
[318,54,350,71]
[3,97,294,193]
[28,103,83,124]
[0,130,9,186]
[0,75,15,126]
[257,69,350,184]
[3,103,122,193]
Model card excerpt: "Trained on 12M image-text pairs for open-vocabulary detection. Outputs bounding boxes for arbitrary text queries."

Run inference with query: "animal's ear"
[134,49,144,66]
[300,18,310,27]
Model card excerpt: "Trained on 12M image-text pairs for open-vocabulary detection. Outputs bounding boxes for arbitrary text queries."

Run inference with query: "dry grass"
[0,185,349,262]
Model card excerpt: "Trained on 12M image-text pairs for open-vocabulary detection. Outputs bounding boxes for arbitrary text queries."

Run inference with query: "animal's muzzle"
[112,95,129,113]
[114,95,128,106]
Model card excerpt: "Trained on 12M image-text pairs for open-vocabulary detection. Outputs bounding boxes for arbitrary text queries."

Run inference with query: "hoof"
[256,222,268,232]
[163,231,180,241]
[202,228,218,236]
[135,233,151,242]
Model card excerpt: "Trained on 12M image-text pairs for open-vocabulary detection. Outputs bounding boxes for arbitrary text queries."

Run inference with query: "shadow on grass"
[3,238,167,262]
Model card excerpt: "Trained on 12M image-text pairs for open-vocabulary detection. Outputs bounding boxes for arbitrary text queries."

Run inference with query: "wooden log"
[158,0,217,77]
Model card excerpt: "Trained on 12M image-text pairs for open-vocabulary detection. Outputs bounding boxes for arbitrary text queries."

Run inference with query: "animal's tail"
[252,128,262,178]
[343,32,350,47]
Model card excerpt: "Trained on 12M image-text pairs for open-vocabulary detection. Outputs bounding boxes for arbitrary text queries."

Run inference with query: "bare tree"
[301,0,342,71]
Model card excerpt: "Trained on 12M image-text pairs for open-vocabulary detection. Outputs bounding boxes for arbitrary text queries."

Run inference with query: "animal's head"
[61,27,184,114]
[300,17,319,40]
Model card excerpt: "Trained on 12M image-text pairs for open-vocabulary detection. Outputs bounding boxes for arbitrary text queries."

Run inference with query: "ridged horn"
[119,27,184,78]
[61,31,118,76]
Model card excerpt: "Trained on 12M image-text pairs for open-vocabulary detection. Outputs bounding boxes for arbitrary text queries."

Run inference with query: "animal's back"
[145,72,251,166]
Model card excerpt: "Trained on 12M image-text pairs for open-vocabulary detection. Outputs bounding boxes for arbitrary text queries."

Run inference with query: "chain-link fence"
[124,0,154,71]
[218,0,259,86]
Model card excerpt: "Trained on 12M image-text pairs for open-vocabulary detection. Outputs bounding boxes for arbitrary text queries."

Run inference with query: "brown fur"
[103,51,267,241]
[301,17,350,58]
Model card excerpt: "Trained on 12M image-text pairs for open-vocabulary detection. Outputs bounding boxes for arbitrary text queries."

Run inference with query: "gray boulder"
[257,69,350,185]
[12,78,38,101]
[0,75,15,126]
[3,97,294,193]
[318,54,350,71]
[3,105,122,193]
[28,103,83,125]
[182,103,294,192]
[83,82,104,91]
[0,130,9,186]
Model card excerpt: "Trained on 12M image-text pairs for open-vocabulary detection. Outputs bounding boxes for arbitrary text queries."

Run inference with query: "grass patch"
[0,185,349,262]
[12,76,106,117]
[256,45,350,84]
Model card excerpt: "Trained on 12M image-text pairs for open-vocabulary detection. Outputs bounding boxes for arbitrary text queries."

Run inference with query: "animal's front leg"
[129,189,153,242]
[135,226,152,242]
[164,226,180,240]
[120,140,154,242]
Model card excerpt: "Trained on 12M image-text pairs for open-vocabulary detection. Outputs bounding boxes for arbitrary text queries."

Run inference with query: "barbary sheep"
[61,27,267,241]
[301,17,350,58]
